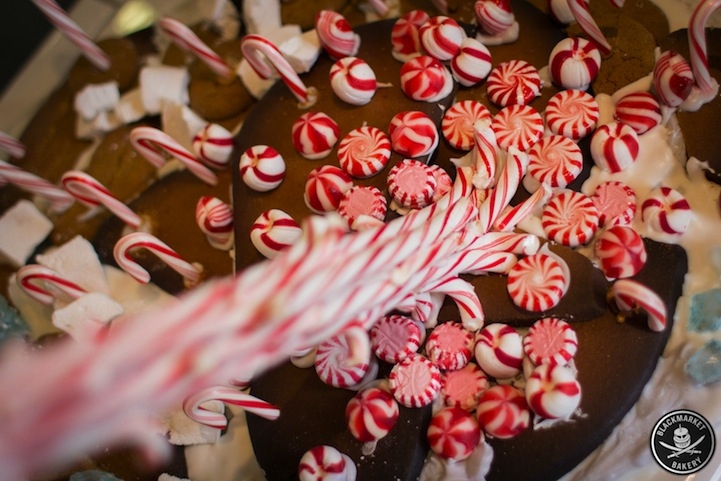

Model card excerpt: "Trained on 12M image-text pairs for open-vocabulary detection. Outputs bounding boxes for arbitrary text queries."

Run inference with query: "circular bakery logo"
[650,409,716,475]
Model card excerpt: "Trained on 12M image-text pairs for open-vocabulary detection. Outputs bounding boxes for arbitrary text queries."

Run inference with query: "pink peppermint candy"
[315,327,374,389]
[525,364,581,419]
[527,135,583,188]
[390,10,430,61]
[507,250,570,311]
[566,0,611,55]
[419,16,466,61]
[545,90,599,140]
[592,181,637,227]
[491,104,543,151]
[250,209,302,259]
[475,385,530,439]
[611,279,667,332]
[292,112,340,160]
[542,190,599,246]
[239,145,286,192]
[450,37,493,87]
[389,353,442,408]
[486,60,541,107]
[400,55,454,103]
[192,123,234,169]
[441,362,489,411]
[315,10,360,60]
[338,186,387,228]
[130,126,217,185]
[641,186,692,235]
[61,170,140,228]
[183,386,279,430]
[304,165,353,213]
[614,92,662,135]
[653,50,694,108]
[337,126,390,178]
[387,159,437,210]
[548,37,601,91]
[425,322,475,371]
[0,160,73,213]
[523,317,578,366]
[388,111,439,158]
[298,445,357,481]
[370,314,422,364]
[16,264,86,305]
[0,131,26,158]
[442,100,492,151]
[474,323,523,379]
[114,232,202,285]
[430,165,452,202]
[594,225,647,279]
[345,387,399,443]
[475,0,515,36]
[196,196,233,251]
[159,17,233,79]
[427,406,482,461]
[330,57,377,105]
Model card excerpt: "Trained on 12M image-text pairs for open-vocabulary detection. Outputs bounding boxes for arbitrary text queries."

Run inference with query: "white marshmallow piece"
[74,81,120,120]
[36,235,110,295]
[158,475,191,481]
[242,0,281,35]
[281,29,321,74]
[161,402,223,446]
[197,0,240,40]
[140,65,190,115]
[51,292,123,340]
[162,102,208,151]
[115,88,146,124]
[0,200,53,268]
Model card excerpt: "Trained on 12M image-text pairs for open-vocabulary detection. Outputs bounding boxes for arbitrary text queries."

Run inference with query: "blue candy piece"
[69,470,123,481]
[0,294,29,345]
[685,339,721,385]
[689,288,721,333]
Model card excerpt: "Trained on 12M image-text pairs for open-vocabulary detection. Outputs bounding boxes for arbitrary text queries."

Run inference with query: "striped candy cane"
[471,119,498,190]
[158,17,233,79]
[688,0,721,96]
[476,147,529,234]
[368,0,390,16]
[494,182,552,232]
[0,160,74,213]
[610,279,667,332]
[16,264,87,305]
[113,232,202,285]
[0,131,26,158]
[61,170,141,228]
[183,386,279,429]
[566,0,612,55]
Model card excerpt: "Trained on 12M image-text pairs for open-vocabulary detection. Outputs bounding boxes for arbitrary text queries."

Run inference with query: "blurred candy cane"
[30,0,110,70]
[129,126,218,186]
[241,34,317,106]
[61,170,141,227]
[567,0,612,55]
[368,0,390,16]
[0,131,25,158]
[16,264,87,305]
[183,386,279,429]
[158,17,233,79]
[114,232,202,285]
[0,160,74,213]
[610,279,667,332]
[494,182,551,232]
[688,0,721,96]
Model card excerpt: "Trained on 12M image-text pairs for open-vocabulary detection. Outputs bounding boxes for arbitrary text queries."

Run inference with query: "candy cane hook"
[159,17,233,79]
[183,386,280,429]
[113,232,202,285]
[16,264,87,305]
[610,279,667,332]
[61,170,141,227]
[0,160,74,213]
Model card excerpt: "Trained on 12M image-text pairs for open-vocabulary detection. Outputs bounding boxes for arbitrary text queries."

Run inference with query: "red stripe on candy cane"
[0,160,74,213]
[61,170,141,227]
[113,232,202,285]
[688,0,721,96]
[0,131,26,158]
[566,0,611,55]
[611,279,667,332]
[158,17,233,79]
[16,264,87,305]
[183,386,279,430]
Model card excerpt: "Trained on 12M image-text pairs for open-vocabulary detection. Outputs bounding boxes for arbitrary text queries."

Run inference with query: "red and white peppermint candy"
[474,323,523,379]
[592,181,637,227]
[475,385,530,439]
[387,159,437,209]
[292,112,340,160]
[450,37,493,87]
[183,386,279,430]
[542,190,599,246]
[419,16,465,61]
[390,10,430,61]
[389,353,442,408]
[16,264,86,305]
[689,0,721,96]
[345,387,399,442]
[389,111,439,158]
[594,225,647,279]
[315,327,373,389]
[425,322,475,371]
[192,123,234,169]
[113,232,202,285]
[130,126,217,185]
[0,160,73,213]
[400,55,454,103]
[641,186,692,235]
[61,170,140,228]
[486,60,541,107]
[195,196,233,250]
[250,209,302,259]
[590,121,639,173]
[523,317,578,366]
[545,90,599,140]
[0,131,25,158]
[611,279,667,332]
[304,165,353,213]
[330,57,377,105]
[441,362,489,411]
[370,314,422,364]
[507,250,570,311]
[566,0,611,55]
[442,100,492,151]
[239,145,286,192]
[337,126,390,178]
[159,17,233,79]
[298,445,357,481]
[315,10,360,60]
[525,364,581,419]
[491,104,543,152]
[338,185,387,227]
[548,37,601,91]
[614,92,662,135]
[652,50,694,108]
[527,135,583,188]
[427,406,482,461]
[475,0,515,36]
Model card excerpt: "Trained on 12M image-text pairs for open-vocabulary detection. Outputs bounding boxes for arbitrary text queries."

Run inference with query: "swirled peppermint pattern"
[545,89,599,140]
[614,92,662,135]
[191,123,233,169]
[475,0,515,35]
[525,364,581,419]
[594,225,647,279]
[314,10,360,60]
[486,60,541,107]
[400,55,454,102]
[652,50,694,108]
[442,100,491,151]
[507,251,570,311]
[315,327,372,388]
[389,110,439,158]
[548,37,601,91]
[292,112,340,160]
[474,323,523,379]
[345,387,399,442]
[337,126,390,178]
[249,209,302,259]
[527,135,583,188]
[476,385,530,439]
[450,37,493,87]
[491,104,543,151]
[590,121,639,173]
[419,15,465,61]
[195,196,234,250]
[542,190,599,246]
[330,56,377,105]
[390,10,430,61]
[304,165,353,213]
[298,445,356,481]
[641,186,692,235]
[427,406,481,461]
[239,145,286,192]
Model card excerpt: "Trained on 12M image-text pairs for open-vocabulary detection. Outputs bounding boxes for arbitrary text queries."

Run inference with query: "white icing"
[476,21,519,46]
